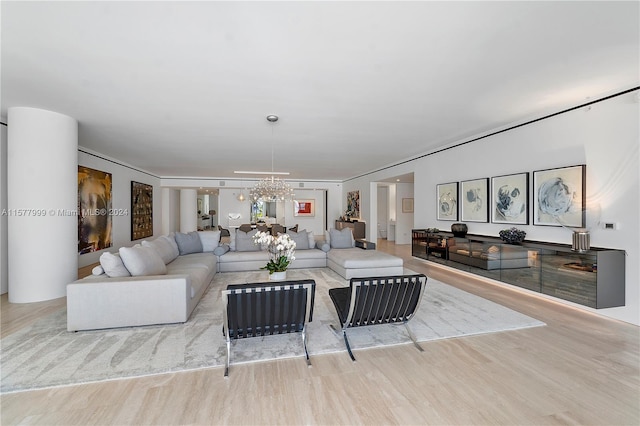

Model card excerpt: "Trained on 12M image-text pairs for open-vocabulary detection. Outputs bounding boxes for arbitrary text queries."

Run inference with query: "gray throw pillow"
[174,231,203,255]
[287,231,309,250]
[213,244,231,256]
[329,228,354,249]
[316,241,331,252]
[235,229,259,252]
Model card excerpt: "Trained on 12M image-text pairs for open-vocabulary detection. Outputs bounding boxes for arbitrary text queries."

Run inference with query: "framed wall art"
[491,172,529,225]
[347,190,360,218]
[436,182,458,221]
[131,181,153,240]
[78,166,113,254]
[294,199,315,217]
[460,178,489,222]
[402,198,414,213]
[533,164,585,227]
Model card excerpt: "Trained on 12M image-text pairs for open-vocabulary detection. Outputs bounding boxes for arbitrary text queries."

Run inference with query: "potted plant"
[343,208,356,222]
[499,227,526,244]
[253,231,296,280]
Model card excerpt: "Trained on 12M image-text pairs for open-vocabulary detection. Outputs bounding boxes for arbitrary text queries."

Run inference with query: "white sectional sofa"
[67,231,219,331]
[327,247,404,279]
[217,228,327,272]
[67,227,403,331]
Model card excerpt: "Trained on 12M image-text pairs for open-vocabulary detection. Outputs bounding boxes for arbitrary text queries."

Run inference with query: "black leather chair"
[222,279,316,377]
[271,224,285,236]
[238,223,253,232]
[218,225,230,238]
[329,274,427,360]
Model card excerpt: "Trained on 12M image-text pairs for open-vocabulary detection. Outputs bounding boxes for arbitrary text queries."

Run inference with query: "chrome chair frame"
[222,280,316,377]
[329,274,427,361]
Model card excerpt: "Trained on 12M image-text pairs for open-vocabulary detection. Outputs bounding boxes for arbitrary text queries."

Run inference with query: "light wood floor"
[1,240,638,425]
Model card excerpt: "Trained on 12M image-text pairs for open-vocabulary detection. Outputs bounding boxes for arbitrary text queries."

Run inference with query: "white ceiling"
[2,1,638,182]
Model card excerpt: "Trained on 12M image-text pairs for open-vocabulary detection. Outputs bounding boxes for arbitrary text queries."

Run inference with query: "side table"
[355,239,376,250]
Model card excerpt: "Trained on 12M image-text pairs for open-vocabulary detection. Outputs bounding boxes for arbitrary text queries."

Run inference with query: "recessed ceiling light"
[234,171,290,175]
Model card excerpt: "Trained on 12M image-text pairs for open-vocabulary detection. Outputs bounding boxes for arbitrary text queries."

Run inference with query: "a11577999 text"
[1,208,129,217]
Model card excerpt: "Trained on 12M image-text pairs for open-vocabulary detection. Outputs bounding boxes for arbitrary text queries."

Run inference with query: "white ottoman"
[327,248,404,279]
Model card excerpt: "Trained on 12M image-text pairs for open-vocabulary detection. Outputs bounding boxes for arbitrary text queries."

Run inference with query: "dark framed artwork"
[131,181,153,240]
[533,165,585,227]
[78,166,113,254]
[491,172,529,225]
[294,199,315,217]
[347,190,360,218]
[460,178,489,222]
[436,182,458,221]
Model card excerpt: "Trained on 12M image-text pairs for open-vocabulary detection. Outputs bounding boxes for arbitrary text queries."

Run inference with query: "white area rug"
[1,268,544,393]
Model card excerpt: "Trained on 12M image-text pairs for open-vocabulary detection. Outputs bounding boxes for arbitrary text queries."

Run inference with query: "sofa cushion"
[327,248,403,268]
[198,230,221,252]
[217,250,269,263]
[161,235,180,260]
[329,228,355,249]
[142,237,179,264]
[92,265,104,276]
[174,231,203,255]
[235,229,259,252]
[99,252,131,277]
[119,245,167,276]
[287,230,310,250]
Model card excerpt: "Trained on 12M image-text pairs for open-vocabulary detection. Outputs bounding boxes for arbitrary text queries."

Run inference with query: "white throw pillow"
[142,237,178,264]
[324,230,331,245]
[306,230,315,248]
[229,228,236,251]
[198,230,221,252]
[119,245,167,277]
[92,265,105,276]
[99,252,131,277]
[161,235,180,259]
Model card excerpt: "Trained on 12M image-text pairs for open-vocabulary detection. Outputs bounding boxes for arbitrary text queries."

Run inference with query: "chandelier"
[247,115,295,202]
[250,175,295,202]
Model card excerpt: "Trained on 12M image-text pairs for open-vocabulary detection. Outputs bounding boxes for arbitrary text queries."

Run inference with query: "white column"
[179,189,197,232]
[8,107,78,303]
[161,187,171,235]
[1,122,8,295]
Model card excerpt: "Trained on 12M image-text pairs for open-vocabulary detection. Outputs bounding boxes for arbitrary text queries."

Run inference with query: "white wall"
[388,184,397,240]
[352,92,640,325]
[283,189,325,236]
[344,162,415,243]
[78,149,162,268]
[161,178,343,234]
[394,183,414,244]
[377,185,389,239]
[0,122,7,294]
[179,189,197,232]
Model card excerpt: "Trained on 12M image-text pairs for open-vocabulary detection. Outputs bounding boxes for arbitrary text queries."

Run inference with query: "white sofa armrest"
[67,275,191,331]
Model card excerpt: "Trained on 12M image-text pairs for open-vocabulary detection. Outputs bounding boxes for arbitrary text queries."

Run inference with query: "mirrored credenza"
[412,229,625,309]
